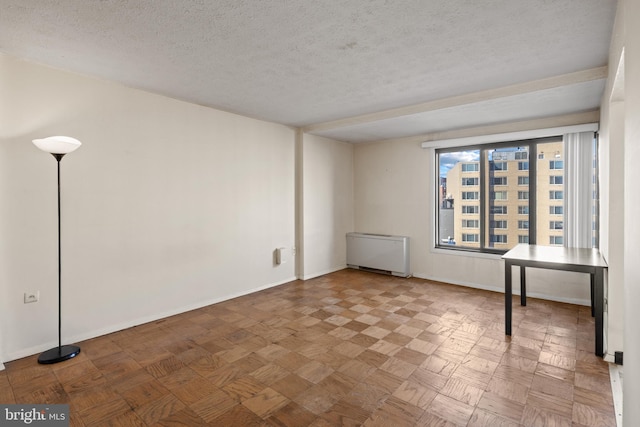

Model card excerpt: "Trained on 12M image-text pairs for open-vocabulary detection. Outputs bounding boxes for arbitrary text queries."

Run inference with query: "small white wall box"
[275,247,288,265]
[346,232,411,277]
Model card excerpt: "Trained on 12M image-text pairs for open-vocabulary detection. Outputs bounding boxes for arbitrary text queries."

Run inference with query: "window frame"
[434,137,573,254]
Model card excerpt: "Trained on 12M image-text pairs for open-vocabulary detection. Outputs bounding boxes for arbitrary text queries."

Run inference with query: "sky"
[439,146,526,178]
[439,150,479,178]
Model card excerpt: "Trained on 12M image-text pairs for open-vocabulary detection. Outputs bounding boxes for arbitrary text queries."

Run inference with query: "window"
[462,233,479,242]
[491,177,507,185]
[549,206,563,215]
[550,191,563,200]
[462,219,479,228]
[491,191,508,200]
[549,176,563,185]
[550,221,564,230]
[515,151,528,160]
[491,161,507,171]
[490,206,507,215]
[550,160,564,170]
[549,236,564,245]
[462,163,479,172]
[436,137,576,252]
[462,205,479,214]
[489,234,508,244]
[462,177,478,186]
[462,191,479,200]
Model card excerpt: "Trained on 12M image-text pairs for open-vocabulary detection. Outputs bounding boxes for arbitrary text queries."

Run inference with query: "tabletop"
[502,244,607,268]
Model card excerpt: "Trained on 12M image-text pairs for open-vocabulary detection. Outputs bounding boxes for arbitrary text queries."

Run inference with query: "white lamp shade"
[33,136,82,154]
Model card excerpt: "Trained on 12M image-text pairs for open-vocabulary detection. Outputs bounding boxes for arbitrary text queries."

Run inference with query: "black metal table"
[503,244,608,357]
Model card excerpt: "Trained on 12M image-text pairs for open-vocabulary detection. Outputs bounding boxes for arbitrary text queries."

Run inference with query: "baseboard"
[413,272,591,306]
[300,265,346,280]
[5,276,298,363]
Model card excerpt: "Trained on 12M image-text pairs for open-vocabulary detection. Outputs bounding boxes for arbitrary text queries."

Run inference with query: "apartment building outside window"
[435,135,598,253]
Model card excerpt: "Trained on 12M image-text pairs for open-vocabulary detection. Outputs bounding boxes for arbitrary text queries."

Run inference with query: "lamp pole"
[33,137,82,364]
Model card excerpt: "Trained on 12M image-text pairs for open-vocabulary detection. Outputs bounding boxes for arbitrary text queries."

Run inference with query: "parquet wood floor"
[1,270,616,426]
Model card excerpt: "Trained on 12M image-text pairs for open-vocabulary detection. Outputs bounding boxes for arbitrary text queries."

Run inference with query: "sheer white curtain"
[564,131,596,248]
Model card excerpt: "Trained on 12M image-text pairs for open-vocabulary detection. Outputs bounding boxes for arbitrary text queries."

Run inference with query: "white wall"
[301,133,354,279]
[0,55,296,363]
[600,1,640,423]
[622,0,640,423]
[353,137,590,304]
[353,139,430,275]
[599,1,626,362]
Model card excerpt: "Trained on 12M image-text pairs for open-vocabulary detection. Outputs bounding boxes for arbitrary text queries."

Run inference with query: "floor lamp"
[33,136,82,364]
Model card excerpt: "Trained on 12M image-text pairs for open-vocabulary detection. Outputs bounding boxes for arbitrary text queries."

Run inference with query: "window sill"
[430,246,504,260]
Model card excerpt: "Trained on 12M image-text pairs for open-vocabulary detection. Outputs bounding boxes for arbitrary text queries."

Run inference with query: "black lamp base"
[38,345,81,364]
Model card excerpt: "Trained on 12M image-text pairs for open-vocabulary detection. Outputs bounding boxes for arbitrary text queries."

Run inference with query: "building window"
[489,234,508,243]
[462,177,479,186]
[462,205,479,214]
[550,221,564,230]
[518,191,529,200]
[518,161,529,171]
[491,191,508,200]
[519,235,529,243]
[490,206,507,215]
[462,219,479,228]
[518,206,529,215]
[518,220,529,229]
[462,191,479,200]
[549,236,564,245]
[550,160,564,170]
[491,161,507,171]
[462,163,479,172]
[549,206,563,215]
[549,175,563,185]
[515,151,528,160]
[490,220,507,229]
[491,177,507,185]
[462,233,479,242]
[518,176,529,185]
[549,191,563,200]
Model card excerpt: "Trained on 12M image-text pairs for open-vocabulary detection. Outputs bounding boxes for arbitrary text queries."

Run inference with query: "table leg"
[505,261,512,336]
[594,268,604,357]
[590,274,595,317]
[520,265,526,306]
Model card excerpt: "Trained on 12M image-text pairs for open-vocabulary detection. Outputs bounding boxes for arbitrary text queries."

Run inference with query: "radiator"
[346,232,411,277]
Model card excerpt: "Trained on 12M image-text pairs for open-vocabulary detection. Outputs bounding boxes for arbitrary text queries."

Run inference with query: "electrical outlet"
[24,291,39,304]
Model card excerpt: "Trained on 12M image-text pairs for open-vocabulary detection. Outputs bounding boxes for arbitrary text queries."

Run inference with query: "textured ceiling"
[0,0,617,142]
